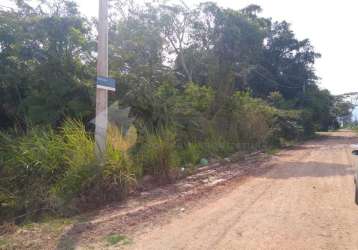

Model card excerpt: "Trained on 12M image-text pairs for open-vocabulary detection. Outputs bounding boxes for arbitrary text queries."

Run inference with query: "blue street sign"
[96,76,116,91]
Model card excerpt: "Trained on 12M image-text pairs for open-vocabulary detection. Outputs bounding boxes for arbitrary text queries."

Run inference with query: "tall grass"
[51,120,97,209]
[101,125,138,200]
[0,120,138,222]
[53,121,138,212]
[0,128,65,221]
[138,128,179,180]
[179,142,203,165]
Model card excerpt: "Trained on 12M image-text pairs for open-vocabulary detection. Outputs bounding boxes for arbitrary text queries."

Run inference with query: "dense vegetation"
[0,0,352,222]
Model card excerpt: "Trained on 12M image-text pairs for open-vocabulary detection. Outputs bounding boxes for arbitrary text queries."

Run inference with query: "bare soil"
[123,131,358,250]
[3,131,358,250]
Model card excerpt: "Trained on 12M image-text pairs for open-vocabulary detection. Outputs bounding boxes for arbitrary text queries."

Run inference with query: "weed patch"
[105,233,132,246]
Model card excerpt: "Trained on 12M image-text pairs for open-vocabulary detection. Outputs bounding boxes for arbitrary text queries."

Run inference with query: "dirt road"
[125,131,358,250]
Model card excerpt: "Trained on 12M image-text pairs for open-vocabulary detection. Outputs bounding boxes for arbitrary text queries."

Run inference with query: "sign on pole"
[97,76,116,92]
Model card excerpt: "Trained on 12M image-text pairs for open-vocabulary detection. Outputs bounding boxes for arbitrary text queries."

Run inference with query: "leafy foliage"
[0,120,137,221]
[137,128,179,180]
[179,142,203,166]
[0,1,95,129]
[0,0,352,222]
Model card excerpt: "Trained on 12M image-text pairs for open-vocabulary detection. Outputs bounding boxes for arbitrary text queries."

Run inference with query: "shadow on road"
[260,161,355,179]
[56,219,96,250]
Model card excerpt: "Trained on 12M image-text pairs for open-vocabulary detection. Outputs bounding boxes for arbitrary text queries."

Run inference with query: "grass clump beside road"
[0,120,138,223]
[105,233,132,246]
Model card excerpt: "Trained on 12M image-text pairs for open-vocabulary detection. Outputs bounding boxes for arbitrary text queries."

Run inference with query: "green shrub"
[138,128,179,180]
[0,120,137,222]
[199,135,235,158]
[182,83,215,112]
[0,127,66,221]
[179,142,203,165]
[51,120,97,208]
[267,109,303,147]
[53,121,137,211]
[213,92,275,146]
[101,126,137,199]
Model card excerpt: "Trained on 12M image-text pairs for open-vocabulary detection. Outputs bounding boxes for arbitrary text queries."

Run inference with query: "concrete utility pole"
[95,0,109,159]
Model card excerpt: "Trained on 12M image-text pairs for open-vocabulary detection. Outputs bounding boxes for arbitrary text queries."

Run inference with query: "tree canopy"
[0,0,350,132]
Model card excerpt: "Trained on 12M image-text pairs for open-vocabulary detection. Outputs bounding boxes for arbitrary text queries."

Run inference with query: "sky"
[2,0,357,96]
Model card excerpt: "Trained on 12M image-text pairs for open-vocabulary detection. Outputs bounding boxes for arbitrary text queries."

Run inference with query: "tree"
[0,0,95,129]
[168,1,270,121]
[333,95,354,126]
[158,4,193,82]
[248,21,320,101]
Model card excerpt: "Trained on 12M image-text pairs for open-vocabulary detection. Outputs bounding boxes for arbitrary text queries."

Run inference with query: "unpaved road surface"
[125,131,358,250]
